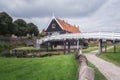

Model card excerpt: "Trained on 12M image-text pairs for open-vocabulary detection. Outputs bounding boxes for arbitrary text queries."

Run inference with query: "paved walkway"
[85,47,120,80]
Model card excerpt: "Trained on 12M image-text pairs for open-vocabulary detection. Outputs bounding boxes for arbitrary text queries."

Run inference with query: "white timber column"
[77,39,79,49]
[36,39,40,48]
[77,39,83,55]
[98,39,102,54]
[77,33,79,49]
[79,46,82,55]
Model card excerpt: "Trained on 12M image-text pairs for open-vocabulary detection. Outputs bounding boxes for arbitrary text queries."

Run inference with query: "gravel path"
[85,47,120,80]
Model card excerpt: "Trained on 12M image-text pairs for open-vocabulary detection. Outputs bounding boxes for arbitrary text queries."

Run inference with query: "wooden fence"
[11,48,77,57]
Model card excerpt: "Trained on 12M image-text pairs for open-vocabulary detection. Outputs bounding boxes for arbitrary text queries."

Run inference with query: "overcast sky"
[0,0,120,32]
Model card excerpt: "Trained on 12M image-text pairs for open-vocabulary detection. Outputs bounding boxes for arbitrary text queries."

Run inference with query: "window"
[52,23,56,29]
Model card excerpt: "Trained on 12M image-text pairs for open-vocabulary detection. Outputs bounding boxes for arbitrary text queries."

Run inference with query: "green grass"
[97,46,120,66]
[104,45,120,53]
[88,62,107,80]
[83,46,98,53]
[82,43,113,53]
[0,54,78,80]
[26,51,65,57]
[15,47,39,50]
[97,53,120,66]
[83,43,98,53]
[0,54,108,80]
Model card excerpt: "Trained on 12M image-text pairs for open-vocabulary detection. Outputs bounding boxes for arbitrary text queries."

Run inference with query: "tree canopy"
[27,23,39,36]
[14,19,28,36]
[0,12,13,35]
[0,12,39,37]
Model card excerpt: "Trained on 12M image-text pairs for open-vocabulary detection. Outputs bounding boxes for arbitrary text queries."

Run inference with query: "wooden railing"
[37,32,120,45]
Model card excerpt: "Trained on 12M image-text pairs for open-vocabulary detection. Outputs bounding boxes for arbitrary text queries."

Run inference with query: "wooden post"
[63,40,66,54]
[68,41,70,53]
[98,39,102,54]
[46,42,49,52]
[114,45,116,53]
[50,42,53,51]
[105,45,107,53]
[113,40,116,53]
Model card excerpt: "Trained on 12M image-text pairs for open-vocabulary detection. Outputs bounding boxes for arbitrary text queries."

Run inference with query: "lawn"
[26,51,65,57]
[83,46,98,53]
[0,54,107,80]
[83,43,98,53]
[97,53,120,66]
[15,47,39,50]
[0,54,78,80]
[82,43,113,53]
[97,46,120,66]
[104,45,120,53]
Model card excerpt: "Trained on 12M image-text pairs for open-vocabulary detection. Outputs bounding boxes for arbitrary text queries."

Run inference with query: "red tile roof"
[56,18,80,33]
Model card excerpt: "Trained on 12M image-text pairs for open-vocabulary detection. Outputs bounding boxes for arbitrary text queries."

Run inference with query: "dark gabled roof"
[46,17,81,33]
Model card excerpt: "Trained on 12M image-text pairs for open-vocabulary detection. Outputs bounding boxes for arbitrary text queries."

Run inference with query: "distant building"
[45,16,80,36]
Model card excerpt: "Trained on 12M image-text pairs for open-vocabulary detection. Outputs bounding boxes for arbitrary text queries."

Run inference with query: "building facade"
[45,16,80,36]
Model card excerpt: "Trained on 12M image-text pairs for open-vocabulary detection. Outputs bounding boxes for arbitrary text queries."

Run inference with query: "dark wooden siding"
[46,19,63,32]
[60,30,71,34]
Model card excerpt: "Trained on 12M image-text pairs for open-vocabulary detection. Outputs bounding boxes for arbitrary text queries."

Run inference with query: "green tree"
[0,12,13,35]
[0,12,39,37]
[27,23,39,36]
[13,19,28,36]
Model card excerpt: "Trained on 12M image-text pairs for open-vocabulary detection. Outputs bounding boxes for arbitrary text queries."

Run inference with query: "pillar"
[113,40,116,53]
[77,39,79,49]
[63,40,66,54]
[50,42,53,51]
[105,45,107,53]
[46,42,49,52]
[79,47,82,55]
[114,45,116,53]
[98,39,102,54]
[68,41,71,53]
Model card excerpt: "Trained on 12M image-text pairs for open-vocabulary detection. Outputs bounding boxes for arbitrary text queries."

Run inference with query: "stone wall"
[0,36,36,46]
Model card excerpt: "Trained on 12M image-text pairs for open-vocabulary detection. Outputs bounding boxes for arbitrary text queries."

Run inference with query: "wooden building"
[40,16,88,53]
[45,16,80,36]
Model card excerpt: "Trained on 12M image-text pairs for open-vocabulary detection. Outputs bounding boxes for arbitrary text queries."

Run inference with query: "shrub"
[0,41,10,56]
[0,41,26,57]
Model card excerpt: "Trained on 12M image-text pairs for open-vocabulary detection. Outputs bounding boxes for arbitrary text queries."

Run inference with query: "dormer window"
[52,23,56,29]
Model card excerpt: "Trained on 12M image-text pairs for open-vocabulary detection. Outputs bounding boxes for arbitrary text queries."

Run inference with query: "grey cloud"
[0,0,120,33]
[0,0,107,18]
[75,0,120,32]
